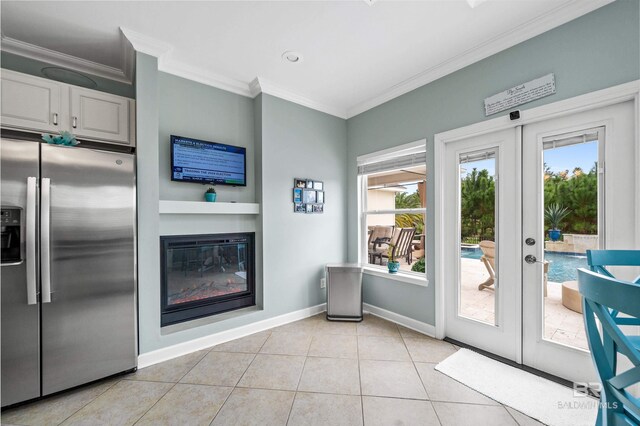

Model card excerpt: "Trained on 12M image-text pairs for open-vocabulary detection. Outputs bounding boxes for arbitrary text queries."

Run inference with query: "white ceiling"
[0,0,612,118]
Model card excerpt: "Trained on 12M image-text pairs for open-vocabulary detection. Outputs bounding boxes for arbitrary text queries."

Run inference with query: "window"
[357,141,427,278]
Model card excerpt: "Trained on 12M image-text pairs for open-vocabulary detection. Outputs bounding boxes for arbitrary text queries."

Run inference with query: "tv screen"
[171,135,246,186]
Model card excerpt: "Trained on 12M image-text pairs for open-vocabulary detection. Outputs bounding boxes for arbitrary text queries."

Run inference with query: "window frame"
[357,140,428,285]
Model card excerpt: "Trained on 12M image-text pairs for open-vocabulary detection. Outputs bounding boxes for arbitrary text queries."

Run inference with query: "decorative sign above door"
[484,73,556,116]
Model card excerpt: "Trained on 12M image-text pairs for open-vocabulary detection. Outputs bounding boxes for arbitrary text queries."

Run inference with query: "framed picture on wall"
[306,180,314,189]
[313,181,323,190]
[302,189,317,203]
[295,179,307,188]
[294,203,306,213]
[316,191,324,204]
[306,203,313,213]
[313,204,324,213]
[293,188,302,203]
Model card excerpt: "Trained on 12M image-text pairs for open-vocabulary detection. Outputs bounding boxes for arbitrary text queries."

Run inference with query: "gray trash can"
[326,264,363,322]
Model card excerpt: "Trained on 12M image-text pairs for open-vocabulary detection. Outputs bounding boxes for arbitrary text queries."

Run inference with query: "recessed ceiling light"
[282,51,303,64]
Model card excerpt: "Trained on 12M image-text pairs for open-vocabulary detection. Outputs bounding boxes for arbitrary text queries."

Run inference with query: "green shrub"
[411,257,425,273]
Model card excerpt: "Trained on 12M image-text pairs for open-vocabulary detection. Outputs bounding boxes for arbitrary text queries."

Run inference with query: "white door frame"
[434,80,640,340]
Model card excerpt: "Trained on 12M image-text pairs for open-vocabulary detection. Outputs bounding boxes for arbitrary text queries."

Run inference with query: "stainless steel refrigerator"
[1,136,137,407]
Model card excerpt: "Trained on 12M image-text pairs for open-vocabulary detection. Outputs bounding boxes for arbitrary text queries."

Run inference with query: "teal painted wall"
[346,0,640,325]
[136,65,347,353]
[260,94,348,315]
[157,72,255,204]
[135,53,161,354]
[1,51,135,98]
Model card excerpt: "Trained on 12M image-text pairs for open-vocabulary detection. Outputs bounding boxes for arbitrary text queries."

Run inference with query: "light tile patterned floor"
[1,314,544,426]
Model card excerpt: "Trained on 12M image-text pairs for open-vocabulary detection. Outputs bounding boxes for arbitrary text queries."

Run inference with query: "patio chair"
[385,227,416,264]
[370,227,415,265]
[477,241,549,294]
[368,226,395,264]
[477,241,496,290]
[577,268,640,425]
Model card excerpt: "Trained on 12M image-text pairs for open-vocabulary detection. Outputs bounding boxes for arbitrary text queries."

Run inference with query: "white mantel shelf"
[159,200,260,215]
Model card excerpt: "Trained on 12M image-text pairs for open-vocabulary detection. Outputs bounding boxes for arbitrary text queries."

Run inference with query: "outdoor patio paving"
[397,257,588,351]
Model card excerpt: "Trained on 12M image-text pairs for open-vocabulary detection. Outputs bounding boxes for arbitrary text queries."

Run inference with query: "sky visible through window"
[460,141,598,177]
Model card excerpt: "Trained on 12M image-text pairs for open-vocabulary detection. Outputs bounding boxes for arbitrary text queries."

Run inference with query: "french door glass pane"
[541,133,599,350]
[458,151,497,325]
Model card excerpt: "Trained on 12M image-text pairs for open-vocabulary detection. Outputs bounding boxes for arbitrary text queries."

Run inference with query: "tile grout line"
[398,326,431,401]
[398,327,444,426]
[52,377,122,426]
[130,354,209,426]
[211,327,273,426]
[284,322,317,425]
[130,380,179,425]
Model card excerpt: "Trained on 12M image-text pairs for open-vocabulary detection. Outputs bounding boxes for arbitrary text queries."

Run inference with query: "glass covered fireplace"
[160,233,255,326]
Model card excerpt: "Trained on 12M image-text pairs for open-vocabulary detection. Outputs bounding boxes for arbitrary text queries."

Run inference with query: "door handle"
[72,116,77,129]
[26,177,37,305]
[41,178,52,303]
[52,113,58,126]
[524,255,545,264]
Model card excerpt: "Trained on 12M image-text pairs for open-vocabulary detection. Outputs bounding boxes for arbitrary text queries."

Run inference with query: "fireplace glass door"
[161,233,255,326]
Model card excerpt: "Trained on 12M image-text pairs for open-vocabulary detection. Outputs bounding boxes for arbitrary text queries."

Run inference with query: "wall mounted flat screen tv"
[171,135,246,186]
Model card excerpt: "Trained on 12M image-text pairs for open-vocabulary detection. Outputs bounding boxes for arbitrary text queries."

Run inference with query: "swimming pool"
[461,247,587,282]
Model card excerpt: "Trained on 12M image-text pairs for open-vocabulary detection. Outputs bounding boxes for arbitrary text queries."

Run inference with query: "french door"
[443,100,636,383]
[443,127,521,362]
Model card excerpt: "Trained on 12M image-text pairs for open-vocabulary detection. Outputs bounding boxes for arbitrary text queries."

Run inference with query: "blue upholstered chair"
[578,268,640,425]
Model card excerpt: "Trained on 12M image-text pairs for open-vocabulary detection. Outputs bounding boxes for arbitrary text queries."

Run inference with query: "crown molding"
[345,0,614,118]
[120,31,135,83]
[0,35,132,84]
[159,60,252,97]
[251,77,347,119]
[119,27,171,59]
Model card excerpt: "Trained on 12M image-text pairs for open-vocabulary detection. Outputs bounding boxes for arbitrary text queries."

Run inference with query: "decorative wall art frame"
[293,178,325,214]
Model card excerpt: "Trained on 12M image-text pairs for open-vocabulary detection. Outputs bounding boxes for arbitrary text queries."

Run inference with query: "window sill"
[361,266,429,287]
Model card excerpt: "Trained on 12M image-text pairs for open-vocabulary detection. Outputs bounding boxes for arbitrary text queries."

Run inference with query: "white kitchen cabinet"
[1,70,135,146]
[1,70,63,133]
[70,87,130,144]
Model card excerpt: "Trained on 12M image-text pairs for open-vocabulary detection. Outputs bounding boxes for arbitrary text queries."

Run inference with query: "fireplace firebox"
[160,233,255,326]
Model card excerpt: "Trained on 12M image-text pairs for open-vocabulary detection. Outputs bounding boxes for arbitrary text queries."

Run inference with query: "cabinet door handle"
[52,113,58,126]
[72,116,77,128]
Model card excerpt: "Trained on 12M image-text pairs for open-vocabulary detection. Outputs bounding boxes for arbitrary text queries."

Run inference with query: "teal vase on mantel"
[205,193,217,202]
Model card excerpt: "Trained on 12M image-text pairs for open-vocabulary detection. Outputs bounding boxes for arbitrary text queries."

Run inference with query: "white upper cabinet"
[70,87,130,144]
[1,70,62,133]
[1,70,135,146]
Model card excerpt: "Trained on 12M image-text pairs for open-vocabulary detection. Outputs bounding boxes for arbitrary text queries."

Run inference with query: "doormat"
[435,348,598,426]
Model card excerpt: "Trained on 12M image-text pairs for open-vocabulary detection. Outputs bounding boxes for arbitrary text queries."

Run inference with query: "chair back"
[587,250,640,282]
[577,268,640,425]
[479,240,496,269]
[368,226,394,246]
[393,228,416,258]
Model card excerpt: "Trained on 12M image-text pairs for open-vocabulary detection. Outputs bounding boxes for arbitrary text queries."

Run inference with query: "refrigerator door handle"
[41,178,52,303]
[26,177,38,305]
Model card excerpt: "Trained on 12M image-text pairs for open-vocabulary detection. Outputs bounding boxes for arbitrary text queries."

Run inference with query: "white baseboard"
[363,303,436,338]
[138,303,326,369]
